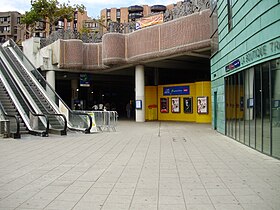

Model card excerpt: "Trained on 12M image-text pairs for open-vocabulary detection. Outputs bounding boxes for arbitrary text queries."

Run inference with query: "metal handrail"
[4,47,67,135]
[9,39,92,133]
[0,51,49,136]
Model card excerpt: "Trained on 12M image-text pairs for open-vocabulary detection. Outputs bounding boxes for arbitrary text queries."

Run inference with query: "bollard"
[0,120,10,138]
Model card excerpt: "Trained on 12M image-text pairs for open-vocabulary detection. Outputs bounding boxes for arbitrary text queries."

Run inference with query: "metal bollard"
[0,120,10,138]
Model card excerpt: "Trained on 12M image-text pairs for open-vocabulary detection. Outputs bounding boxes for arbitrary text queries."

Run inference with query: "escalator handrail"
[0,50,49,136]
[8,39,92,133]
[4,47,67,134]
[0,100,20,138]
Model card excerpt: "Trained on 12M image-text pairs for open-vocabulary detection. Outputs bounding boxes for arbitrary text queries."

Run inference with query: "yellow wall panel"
[145,81,212,123]
[145,86,158,120]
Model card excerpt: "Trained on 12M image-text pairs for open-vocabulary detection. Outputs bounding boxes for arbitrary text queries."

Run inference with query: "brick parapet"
[54,9,211,70]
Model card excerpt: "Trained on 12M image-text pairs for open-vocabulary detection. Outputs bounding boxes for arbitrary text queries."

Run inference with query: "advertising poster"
[171,97,180,113]
[135,13,163,30]
[160,98,169,113]
[197,96,208,114]
[183,97,192,113]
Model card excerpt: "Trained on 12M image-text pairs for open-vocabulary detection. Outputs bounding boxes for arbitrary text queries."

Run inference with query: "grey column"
[46,70,55,102]
[135,65,145,122]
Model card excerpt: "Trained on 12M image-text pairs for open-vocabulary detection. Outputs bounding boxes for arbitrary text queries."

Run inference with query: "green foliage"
[21,0,86,34]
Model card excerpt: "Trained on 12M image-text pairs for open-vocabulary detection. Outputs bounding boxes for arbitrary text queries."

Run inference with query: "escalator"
[0,56,49,137]
[2,39,92,133]
[0,79,27,138]
[1,46,67,135]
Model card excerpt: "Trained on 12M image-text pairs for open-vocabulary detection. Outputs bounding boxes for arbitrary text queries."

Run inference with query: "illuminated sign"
[163,86,190,95]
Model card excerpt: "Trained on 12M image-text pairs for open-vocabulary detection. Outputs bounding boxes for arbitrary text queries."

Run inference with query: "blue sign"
[225,59,240,71]
[80,74,90,87]
[163,86,190,96]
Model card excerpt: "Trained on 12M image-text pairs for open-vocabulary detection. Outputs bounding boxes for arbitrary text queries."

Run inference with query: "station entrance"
[54,53,211,122]
[55,70,135,119]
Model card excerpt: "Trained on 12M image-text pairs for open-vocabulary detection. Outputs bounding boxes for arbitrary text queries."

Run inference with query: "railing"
[38,0,210,48]
[0,54,49,136]
[4,47,67,135]
[8,39,92,133]
[81,111,118,132]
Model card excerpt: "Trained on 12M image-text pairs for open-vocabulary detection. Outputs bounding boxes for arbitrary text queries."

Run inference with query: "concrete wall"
[27,9,210,72]
[211,0,280,134]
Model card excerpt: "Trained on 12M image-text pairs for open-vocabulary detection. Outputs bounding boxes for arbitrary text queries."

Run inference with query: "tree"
[21,0,86,36]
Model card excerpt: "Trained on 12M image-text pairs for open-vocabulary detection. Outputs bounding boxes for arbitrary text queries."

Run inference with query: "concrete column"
[46,70,56,102]
[135,65,145,122]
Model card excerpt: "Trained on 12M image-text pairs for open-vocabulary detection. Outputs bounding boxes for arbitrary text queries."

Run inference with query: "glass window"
[262,62,271,154]
[239,72,245,143]
[271,59,280,158]
[107,9,111,18]
[225,77,231,137]
[227,0,233,31]
[255,65,262,151]
[210,0,218,55]
[249,68,256,148]
[244,68,254,146]
[225,58,279,158]
[117,9,121,18]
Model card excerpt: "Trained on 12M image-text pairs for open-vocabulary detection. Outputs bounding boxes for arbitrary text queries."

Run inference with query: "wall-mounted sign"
[163,86,190,96]
[225,38,280,72]
[225,59,240,71]
[80,74,90,87]
[135,13,163,30]
[135,100,142,109]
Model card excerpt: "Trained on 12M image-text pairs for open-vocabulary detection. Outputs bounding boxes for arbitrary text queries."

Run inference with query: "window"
[117,9,121,18]
[107,9,111,18]
[3,26,10,31]
[210,0,218,55]
[225,58,280,158]
[227,0,233,31]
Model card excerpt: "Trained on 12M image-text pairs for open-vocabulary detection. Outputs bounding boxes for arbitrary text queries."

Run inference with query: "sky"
[0,0,176,18]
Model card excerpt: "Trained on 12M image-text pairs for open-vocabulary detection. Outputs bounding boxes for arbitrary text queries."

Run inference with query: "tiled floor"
[0,121,279,210]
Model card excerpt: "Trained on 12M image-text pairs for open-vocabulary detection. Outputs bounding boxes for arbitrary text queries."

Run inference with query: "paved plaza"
[0,121,279,210]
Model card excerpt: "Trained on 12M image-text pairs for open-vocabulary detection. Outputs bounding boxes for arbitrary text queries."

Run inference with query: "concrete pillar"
[135,65,145,122]
[46,70,56,102]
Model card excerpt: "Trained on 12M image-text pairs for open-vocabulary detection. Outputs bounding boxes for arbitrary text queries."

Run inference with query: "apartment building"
[0,11,24,44]
[100,4,167,33]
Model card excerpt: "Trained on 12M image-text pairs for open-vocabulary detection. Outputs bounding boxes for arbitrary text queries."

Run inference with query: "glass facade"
[225,58,280,158]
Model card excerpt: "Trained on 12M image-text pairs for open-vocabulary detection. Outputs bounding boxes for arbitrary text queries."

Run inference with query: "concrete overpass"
[23,9,211,122]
